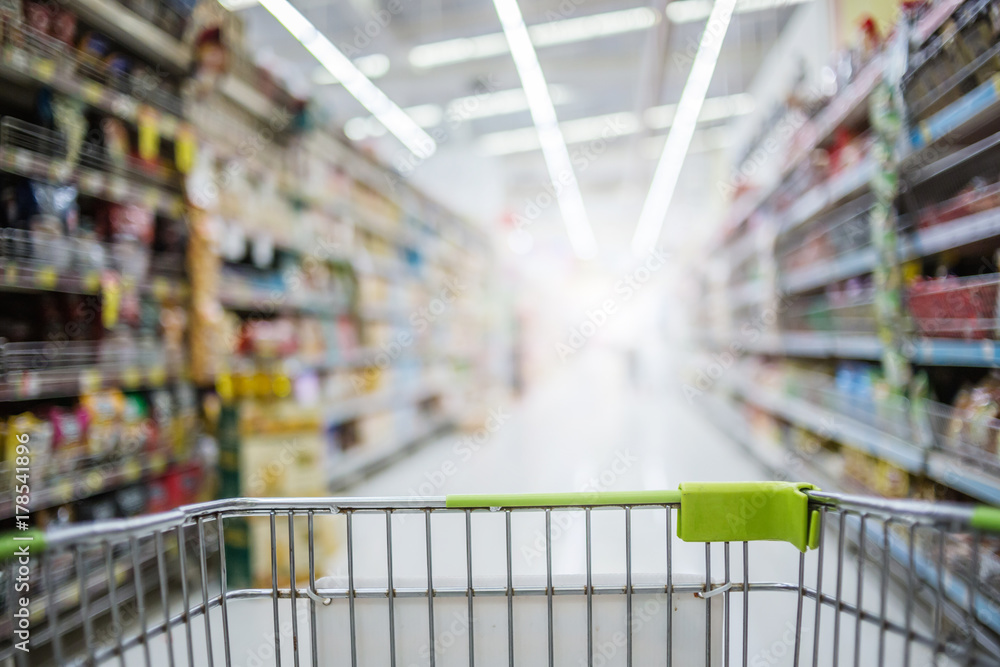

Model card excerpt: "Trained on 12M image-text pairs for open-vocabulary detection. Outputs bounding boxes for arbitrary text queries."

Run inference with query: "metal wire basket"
[2,484,1000,665]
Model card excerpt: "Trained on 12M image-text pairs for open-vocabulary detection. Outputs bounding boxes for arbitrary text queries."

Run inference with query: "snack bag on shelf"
[6,411,53,480]
[80,388,124,456]
[50,406,86,474]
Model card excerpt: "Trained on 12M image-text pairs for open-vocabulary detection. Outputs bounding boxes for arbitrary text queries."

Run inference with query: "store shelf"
[218,281,350,316]
[912,0,966,43]
[779,247,878,294]
[716,329,1000,366]
[720,60,883,246]
[725,331,882,359]
[218,73,286,122]
[780,160,874,235]
[63,0,190,74]
[728,376,927,472]
[705,391,791,476]
[725,366,1000,500]
[783,56,883,176]
[327,416,451,491]
[0,24,184,124]
[927,452,1000,506]
[900,207,1000,260]
[705,390,1000,640]
[0,148,183,217]
[1,265,187,301]
[1,519,218,651]
[0,339,185,402]
[907,337,1000,366]
[0,447,188,519]
[858,514,1000,637]
[324,380,443,427]
[727,281,766,309]
[908,73,1000,152]
[1,230,189,300]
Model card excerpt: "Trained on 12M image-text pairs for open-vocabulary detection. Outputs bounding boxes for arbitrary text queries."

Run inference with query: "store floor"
[346,344,769,501]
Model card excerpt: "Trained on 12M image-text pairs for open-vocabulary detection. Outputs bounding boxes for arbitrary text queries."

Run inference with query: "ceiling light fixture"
[218,0,259,11]
[447,85,573,121]
[479,112,638,156]
[476,94,751,156]
[631,0,738,255]
[665,0,811,24]
[643,92,754,129]
[312,53,390,85]
[410,7,659,69]
[345,87,574,142]
[258,0,436,159]
[491,0,598,259]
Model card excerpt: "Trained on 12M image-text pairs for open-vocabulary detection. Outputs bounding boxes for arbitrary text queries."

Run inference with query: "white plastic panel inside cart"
[314,572,722,666]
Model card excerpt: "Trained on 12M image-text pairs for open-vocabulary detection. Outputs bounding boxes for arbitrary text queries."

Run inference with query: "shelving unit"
[0,0,206,552]
[700,0,1000,506]
[705,388,1000,649]
[0,0,499,596]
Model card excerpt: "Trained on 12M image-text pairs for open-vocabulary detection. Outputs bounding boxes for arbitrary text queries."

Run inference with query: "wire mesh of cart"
[4,482,1000,666]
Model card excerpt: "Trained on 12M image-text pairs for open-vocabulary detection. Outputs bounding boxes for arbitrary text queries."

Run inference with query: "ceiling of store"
[230,0,802,258]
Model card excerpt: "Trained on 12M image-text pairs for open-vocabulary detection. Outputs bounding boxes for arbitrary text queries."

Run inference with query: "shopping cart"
[3,482,1000,666]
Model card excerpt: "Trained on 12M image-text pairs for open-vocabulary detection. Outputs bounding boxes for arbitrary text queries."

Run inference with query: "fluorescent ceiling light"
[312,53,390,85]
[410,7,659,69]
[666,0,811,24]
[258,0,436,159]
[343,103,448,141]
[632,0,738,255]
[347,87,574,141]
[477,93,750,156]
[640,127,732,159]
[492,0,598,260]
[219,0,259,10]
[447,85,572,121]
[479,112,638,156]
[644,92,754,129]
[529,7,658,47]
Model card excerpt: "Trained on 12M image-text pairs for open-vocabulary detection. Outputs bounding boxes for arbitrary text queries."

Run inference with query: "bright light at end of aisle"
[257,0,437,160]
[492,0,598,260]
[631,0,738,256]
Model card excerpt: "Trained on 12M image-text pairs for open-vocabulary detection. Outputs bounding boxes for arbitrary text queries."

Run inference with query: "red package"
[51,9,76,46]
[165,463,204,507]
[24,1,52,35]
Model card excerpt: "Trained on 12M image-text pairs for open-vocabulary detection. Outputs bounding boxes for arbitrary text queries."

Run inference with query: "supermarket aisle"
[344,344,769,499]
[175,347,945,666]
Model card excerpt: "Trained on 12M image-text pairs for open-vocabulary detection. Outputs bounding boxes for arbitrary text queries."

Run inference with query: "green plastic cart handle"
[0,530,45,561]
[971,505,1000,533]
[447,482,820,551]
[446,490,682,508]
